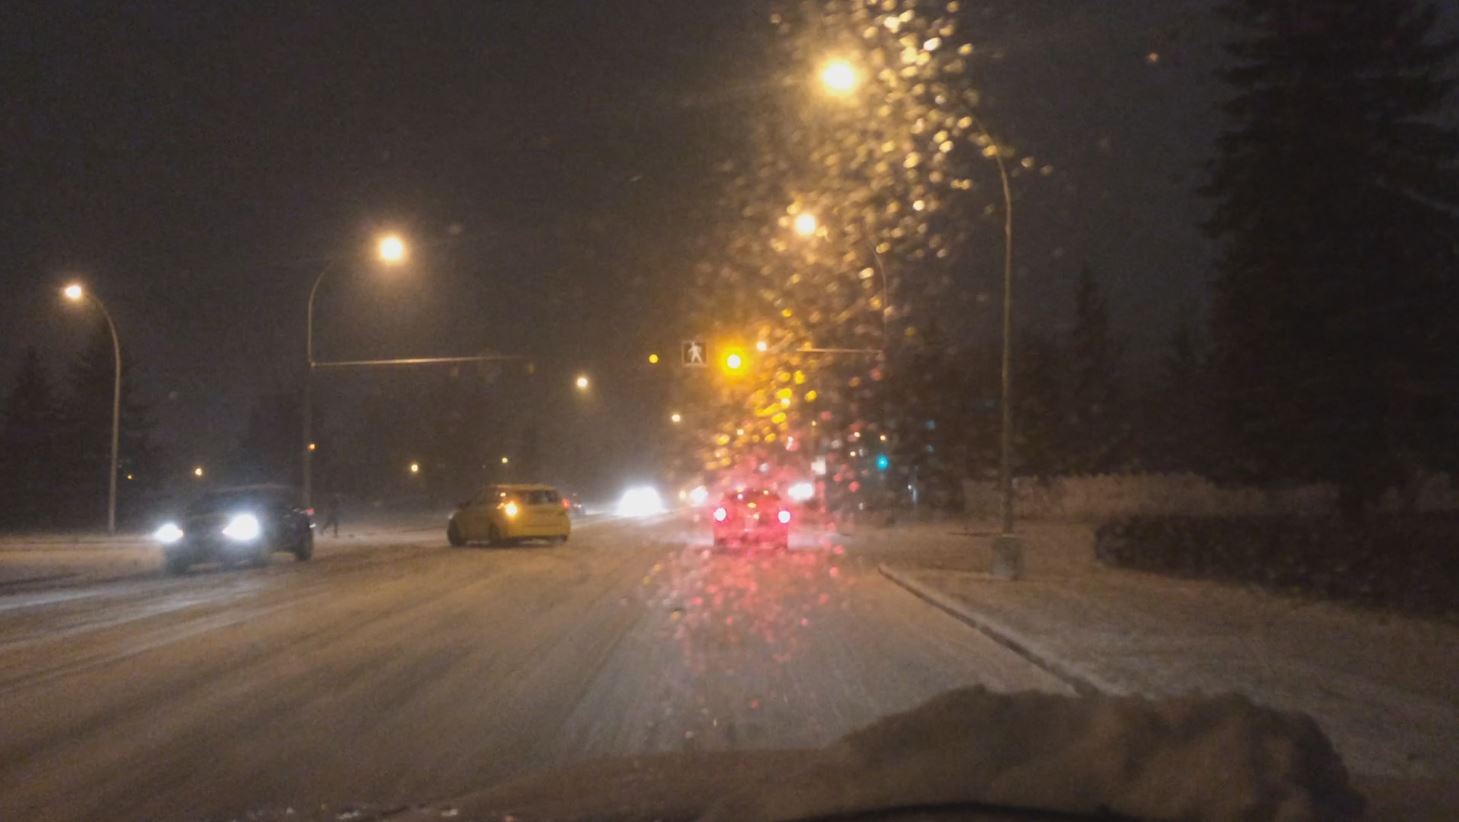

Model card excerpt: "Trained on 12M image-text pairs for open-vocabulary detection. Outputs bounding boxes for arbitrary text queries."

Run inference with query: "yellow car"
[447,484,572,546]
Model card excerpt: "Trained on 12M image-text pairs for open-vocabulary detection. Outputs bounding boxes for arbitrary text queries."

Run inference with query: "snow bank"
[706,686,1363,821]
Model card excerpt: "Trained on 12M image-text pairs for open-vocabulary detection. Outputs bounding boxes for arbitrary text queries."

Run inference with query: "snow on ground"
[0,512,449,588]
[862,520,1459,780]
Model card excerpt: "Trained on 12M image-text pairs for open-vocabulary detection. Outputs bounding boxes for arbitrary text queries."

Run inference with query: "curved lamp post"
[62,283,122,534]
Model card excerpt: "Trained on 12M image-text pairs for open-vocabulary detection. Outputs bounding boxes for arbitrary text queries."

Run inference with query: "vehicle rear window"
[526,490,561,505]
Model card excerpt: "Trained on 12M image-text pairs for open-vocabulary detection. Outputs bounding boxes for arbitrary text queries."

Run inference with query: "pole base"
[992,533,1023,580]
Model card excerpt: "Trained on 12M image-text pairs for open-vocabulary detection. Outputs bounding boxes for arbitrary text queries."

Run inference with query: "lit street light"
[575,374,591,391]
[501,456,510,465]
[724,352,744,372]
[819,59,858,95]
[61,282,122,534]
[648,353,660,365]
[302,232,410,507]
[814,60,1022,576]
[793,212,819,237]
[670,412,683,424]
[193,466,205,478]
[377,234,407,264]
[409,461,421,475]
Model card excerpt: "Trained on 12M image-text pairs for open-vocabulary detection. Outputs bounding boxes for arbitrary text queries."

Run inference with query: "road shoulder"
[870,520,1459,781]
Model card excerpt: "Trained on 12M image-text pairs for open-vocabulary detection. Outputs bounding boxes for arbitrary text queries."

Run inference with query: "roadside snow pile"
[707,686,1363,821]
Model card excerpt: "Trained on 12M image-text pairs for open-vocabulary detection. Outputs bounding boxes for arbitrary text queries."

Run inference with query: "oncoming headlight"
[787,481,815,502]
[222,513,262,541]
[617,486,666,518]
[154,522,184,544]
[502,501,520,519]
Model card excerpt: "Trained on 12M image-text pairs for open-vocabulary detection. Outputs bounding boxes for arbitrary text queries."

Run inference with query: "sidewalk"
[865,521,1459,780]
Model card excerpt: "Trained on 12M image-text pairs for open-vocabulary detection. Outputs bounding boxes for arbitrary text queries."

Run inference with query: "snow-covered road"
[0,514,1069,821]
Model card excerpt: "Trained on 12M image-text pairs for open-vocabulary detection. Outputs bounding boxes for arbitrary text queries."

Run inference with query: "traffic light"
[875,453,890,472]
[721,349,746,374]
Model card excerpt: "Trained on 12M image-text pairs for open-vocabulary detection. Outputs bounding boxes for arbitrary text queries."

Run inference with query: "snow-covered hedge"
[964,472,1459,521]
[1095,514,1459,621]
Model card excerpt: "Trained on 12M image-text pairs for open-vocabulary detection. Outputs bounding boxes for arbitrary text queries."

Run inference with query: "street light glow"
[192,466,204,478]
[575,374,591,391]
[670,412,682,424]
[501,456,510,464]
[62,283,85,301]
[648,353,660,364]
[377,233,407,264]
[820,59,858,94]
[409,461,420,474]
[724,352,744,372]
[793,212,819,237]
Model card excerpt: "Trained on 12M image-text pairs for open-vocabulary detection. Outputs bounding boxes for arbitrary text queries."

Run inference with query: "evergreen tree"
[1013,331,1066,477]
[236,390,303,485]
[1148,314,1212,474]
[61,322,157,526]
[0,349,63,527]
[1062,264,1128,473]
[1204,0,1459,514]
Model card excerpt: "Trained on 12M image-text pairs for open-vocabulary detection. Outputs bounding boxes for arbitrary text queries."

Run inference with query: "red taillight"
[713,506,728,522]
[562,498,572,510]
[305,507,315,517]
[777,509,792,524]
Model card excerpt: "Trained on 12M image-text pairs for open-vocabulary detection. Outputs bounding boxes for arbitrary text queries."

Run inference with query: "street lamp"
[61,282,122,534]
[193,466,205,478]
[670,412,683,425]
[574,374,591,391]
[302,232,410,507]
[377,234,407,264]
[819,59,858,95]
[814,62,1021,575]
[408,461,421,475]
[793,212,819,237]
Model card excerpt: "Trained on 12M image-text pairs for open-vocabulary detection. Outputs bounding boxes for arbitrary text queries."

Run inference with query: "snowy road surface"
[0,515,1069,821]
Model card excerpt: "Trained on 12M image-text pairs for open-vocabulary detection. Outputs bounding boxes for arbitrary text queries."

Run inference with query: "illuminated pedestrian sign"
[682,340,707,367]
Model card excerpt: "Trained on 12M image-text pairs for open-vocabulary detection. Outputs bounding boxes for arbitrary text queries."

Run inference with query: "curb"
[877,562,1101,696]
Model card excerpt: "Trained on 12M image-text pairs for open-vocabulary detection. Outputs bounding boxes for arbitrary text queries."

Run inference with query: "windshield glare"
[3,1,1457,820]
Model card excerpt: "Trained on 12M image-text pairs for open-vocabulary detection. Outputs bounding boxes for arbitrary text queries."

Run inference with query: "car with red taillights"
[711,488,791,550]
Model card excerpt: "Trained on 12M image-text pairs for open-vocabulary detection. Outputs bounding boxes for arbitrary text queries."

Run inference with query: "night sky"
[3,0,1231,471]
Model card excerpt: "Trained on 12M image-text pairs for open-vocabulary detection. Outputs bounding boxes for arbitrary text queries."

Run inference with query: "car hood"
[235,687,1458,821]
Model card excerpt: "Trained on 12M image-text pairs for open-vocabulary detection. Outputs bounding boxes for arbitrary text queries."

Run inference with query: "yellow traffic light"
[724,352,744,372]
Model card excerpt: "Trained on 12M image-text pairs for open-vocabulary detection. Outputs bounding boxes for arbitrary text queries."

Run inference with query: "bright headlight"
[502,501,520,519]
[221,513,261,541]
[787,481,815,502]
[617,486,666,518]
[154,522,184,544]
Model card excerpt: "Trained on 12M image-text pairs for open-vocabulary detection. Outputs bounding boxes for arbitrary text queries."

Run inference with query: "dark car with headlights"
[155,484,314,574]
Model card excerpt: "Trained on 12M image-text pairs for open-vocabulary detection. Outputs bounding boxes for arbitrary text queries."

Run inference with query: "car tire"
[163,552,191,575]
[294,530,314,561]
[447,522,466,547]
